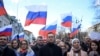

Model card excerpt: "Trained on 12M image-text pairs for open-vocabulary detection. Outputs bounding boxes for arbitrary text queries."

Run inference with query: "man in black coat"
[0,35,16,56]
[32,36,44,56]
[39,32,62,56]
[81,36,91,53]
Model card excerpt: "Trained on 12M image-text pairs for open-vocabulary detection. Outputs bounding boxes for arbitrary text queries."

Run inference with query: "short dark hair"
[0,35,8,37]
[37,36,43,39]
[89,40,99,54]
[48,32,54,35]
[11,39,19,49]
[0,35,9,40]
[47,32,55,38]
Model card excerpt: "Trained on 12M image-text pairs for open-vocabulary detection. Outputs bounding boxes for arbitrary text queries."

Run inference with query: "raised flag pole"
[77,17,82,39]
[16,0,23,41]
[75,19,78,38]
[16,0,20,19]
[79,17,82,40]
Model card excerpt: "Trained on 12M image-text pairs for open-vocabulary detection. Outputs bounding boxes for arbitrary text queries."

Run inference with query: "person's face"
[91,42,98,51]
[37,38,43,45]
[73,40,80,49]
[56,39,61,44]
[58,42,67,53]
[7,42,11,48]
[47,34,55,43]
[85,37,91,44]
[12,40,18,48]
[58,42,66,50]
[21,41,28,50]
[43,39,47,45]
[0,36,8,46]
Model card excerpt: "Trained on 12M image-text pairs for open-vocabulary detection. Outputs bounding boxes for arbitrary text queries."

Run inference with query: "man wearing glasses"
[0,35,16,56]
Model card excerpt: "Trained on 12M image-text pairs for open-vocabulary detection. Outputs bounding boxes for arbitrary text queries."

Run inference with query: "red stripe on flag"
[19,38,24,41]
[70,30,79,38]
[39,30,56,38]
[32,18,46,24]
[25,18,46,26]
[0,7,6,16]
[0,32,12,36]
[61,21,72,27]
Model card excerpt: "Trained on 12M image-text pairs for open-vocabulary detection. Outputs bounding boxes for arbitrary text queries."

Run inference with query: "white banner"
[89,31,100,41]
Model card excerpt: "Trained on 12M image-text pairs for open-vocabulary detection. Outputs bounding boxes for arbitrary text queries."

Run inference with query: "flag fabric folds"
[0,25,12,36]
[46,24,57,35]
[61,14,72,27]
[39,26,46,37]
[25,5,47,26]
[18,32,24,41]
[39,24,57,38]
[70,22,81,38]
[11,32,24,41]
[0,0,7,16]
[11,33,18,40]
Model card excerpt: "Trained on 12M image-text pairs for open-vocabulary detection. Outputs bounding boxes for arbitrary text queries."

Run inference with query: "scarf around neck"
[72,47,81,56]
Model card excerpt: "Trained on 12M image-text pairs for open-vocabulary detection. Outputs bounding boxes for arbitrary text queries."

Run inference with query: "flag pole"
[16,0,20,20]
[79,16,82,40]
[16,0,21,41]
[77,16,82,40]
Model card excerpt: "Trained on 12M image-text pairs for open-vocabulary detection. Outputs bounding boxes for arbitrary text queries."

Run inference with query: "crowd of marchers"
[0,32,100,56]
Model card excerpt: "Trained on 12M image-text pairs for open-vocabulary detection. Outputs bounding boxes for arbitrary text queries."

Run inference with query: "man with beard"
[81,36,91,53]
[39,32,62,56]
[0,35,16,56]
[32,36,44,56]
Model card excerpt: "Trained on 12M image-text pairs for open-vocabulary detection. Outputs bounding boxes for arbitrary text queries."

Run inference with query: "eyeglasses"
[21,43,27,45]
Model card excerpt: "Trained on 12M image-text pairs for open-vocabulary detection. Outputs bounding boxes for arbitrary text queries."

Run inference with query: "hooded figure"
[67,38,88,56]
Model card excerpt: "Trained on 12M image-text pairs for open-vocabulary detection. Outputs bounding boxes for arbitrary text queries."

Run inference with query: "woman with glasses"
[16,40,35,56]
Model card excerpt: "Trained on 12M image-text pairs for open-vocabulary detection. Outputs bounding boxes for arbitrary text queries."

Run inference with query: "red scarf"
[20,49,27,53]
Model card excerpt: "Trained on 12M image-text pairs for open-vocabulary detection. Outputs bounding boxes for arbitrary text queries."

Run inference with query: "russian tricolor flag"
[70,22,81,38]
[39,26,46,37]
[39,24,57,38]
[46,24,57,35]
[0,25,12,36]
[25,5,47,26]
[61,14,72,27]
[0,0,7,16]
[18,32,24,41]
[11,33,18,40]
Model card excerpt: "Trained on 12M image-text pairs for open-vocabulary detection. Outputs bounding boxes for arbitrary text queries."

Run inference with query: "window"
[0,21,2,27]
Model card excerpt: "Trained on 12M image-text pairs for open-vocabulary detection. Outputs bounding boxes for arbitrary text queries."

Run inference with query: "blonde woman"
[17,40,35,56]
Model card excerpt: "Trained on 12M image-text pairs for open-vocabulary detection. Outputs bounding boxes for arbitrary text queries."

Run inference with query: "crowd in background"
[0,32,100,56]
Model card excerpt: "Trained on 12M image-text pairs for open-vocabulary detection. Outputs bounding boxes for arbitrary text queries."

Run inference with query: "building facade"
[0,15,10,27]
[87,23,100,32]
